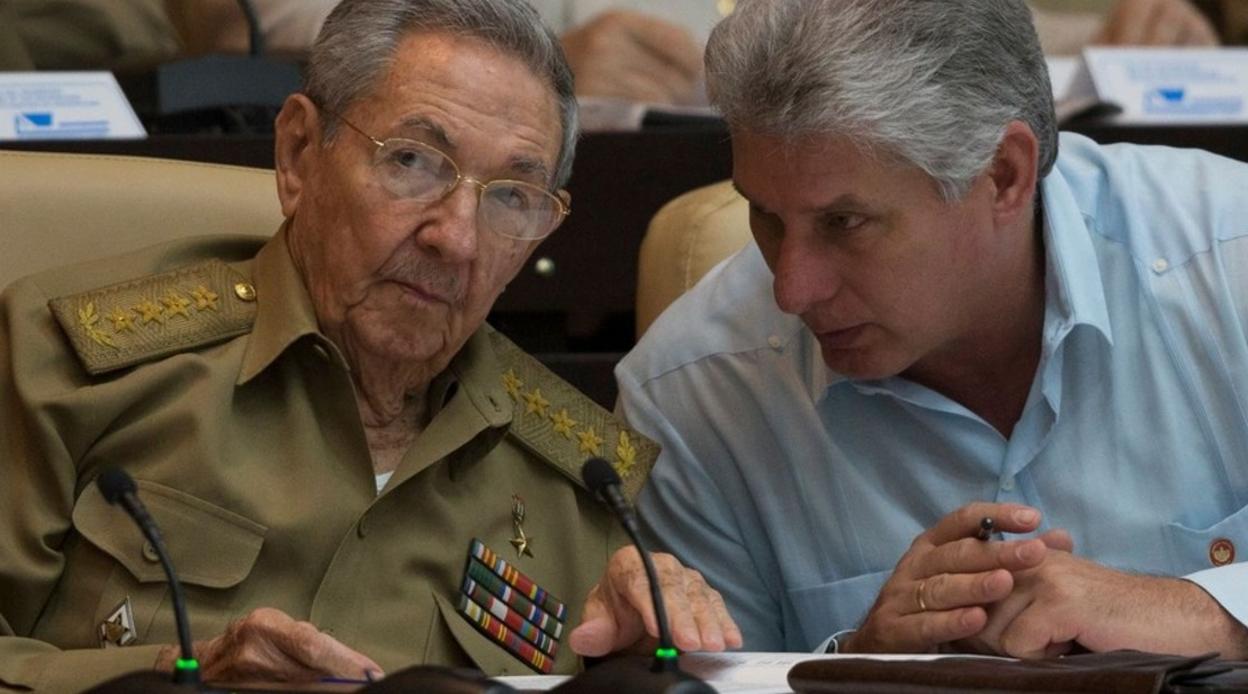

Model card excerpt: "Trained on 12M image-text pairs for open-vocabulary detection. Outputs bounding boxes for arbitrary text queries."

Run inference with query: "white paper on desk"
[0,72,145,141]
[577,96,720,132]
[1073,48,1248,124]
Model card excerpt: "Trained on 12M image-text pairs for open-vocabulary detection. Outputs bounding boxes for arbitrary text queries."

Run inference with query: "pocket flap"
[73,479,267,588]
[432,591,537,676]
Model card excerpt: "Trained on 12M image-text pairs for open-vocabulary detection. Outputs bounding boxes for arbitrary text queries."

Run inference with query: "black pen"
[976,516,995,541]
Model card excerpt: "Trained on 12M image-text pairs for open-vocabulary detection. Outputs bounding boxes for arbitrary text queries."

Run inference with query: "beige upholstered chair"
[635,179,751,337]
[0,150,282,289]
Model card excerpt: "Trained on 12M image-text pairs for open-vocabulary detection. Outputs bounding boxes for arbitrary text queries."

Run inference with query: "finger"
[1037,528,1074,552]
[680,570,729,651]
[918,536,1047,577]
[281,619,383,680]
[1145,7,1185,45]
[568,585,626,657]
[915,570,1013,614]
[925,504,1041,546]
[999,605,1081,659]
[648,555,703,650]
[607,12,704,80]
[570,38,697,103]
[895,607,988,652]
[707,585,744,649]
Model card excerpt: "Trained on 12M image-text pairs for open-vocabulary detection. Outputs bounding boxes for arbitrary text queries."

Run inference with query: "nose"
[771,235,839,316]
[416,179,482,263]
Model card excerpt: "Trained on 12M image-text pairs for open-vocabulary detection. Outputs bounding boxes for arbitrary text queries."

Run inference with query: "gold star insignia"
[550,409,578,439]
[133,300,164,325]
[106,308,135,333]
[523,388,550,418]
[162,292,192,320]
[502,369,524,400]
[577,427,603,456]
[190,286,219,312]
[615,431,637,478]
[510,494,534,558]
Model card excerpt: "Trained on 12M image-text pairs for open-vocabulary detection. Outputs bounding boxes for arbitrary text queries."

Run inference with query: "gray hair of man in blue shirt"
[704,0,1059,203]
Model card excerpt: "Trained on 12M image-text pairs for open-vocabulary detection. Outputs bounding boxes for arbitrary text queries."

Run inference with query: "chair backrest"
[635,180,751,337]
[0,150,283,289]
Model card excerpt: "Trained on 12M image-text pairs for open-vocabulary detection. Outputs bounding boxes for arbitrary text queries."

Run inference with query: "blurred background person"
[0,0,179,71]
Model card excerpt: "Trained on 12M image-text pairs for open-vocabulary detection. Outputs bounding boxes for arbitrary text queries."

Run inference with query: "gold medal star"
[162,292,192,320]
[502,369,524,399]
[133,300,164,325]
[510,527,534,558]
[191,286,220,312]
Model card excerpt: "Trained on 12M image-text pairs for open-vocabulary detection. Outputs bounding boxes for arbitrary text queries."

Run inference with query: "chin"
[820,346,908,382]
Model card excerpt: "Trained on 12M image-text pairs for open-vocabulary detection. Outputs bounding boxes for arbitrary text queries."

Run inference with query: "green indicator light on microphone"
[655,647,679,660]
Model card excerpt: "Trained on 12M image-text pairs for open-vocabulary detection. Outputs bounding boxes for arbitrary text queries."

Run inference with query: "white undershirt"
[375,471,394,495]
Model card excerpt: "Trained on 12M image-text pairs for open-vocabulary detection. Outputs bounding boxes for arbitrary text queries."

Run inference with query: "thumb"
[568,589,619,657]
[1038,528,1074,553]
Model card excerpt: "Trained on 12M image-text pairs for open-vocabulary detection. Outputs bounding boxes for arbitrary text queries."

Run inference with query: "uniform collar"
[236,224,331,385]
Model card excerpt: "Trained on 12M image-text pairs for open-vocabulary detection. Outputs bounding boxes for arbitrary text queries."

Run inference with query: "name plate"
[1078,48,1248,124]
[0,72,145,141]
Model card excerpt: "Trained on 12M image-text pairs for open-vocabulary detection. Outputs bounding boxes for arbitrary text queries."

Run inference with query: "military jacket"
[0,232,656,691]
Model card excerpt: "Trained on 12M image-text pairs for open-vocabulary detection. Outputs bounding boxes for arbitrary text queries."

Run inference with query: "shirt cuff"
[815,629,857,654]
[1184,563,1248,628]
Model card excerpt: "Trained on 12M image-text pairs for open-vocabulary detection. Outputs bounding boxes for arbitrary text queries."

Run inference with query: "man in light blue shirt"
[618,0,1248,658]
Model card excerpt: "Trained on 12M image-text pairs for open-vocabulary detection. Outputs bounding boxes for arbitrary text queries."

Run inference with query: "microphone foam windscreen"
[96,467,137,504]
[581,457,621,495]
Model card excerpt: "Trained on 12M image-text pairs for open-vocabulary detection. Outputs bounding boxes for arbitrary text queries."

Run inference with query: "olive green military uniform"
[0,230,656,691]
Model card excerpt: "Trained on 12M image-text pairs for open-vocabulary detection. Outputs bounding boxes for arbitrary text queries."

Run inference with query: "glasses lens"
[375,139,458,202]
[480,181,563,240]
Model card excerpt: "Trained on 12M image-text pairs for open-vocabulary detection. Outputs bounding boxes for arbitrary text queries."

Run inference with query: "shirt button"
[1000,477,1016,492]
[1151,258,1169,274]
[142,540,160,563]
[768,335,782,349]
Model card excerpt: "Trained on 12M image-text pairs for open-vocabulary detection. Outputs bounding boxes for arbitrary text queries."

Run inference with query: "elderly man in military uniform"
[0,0,740,690]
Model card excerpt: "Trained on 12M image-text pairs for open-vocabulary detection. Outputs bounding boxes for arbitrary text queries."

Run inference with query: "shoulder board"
[48,259,257,376]
[487,329,657,502]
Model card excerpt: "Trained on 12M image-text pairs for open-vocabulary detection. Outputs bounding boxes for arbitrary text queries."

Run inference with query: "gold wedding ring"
[915,578,929,613]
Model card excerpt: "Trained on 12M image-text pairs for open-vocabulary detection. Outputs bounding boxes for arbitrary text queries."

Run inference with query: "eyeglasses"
[328,110,570,241]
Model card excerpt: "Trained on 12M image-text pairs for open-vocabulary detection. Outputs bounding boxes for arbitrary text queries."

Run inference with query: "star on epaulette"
[49,260,258,376]
[486,328,658,502]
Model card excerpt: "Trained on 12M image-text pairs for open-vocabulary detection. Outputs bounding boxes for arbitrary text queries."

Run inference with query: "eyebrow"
[395,115,553,185]
[732,180,870,215]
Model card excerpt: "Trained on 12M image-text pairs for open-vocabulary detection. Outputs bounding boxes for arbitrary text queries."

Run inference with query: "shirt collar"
[236,224,329,385]
[1038,164,1114,351]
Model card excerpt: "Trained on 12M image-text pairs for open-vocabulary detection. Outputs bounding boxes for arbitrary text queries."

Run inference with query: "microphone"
[554,459,712,694]
[96,468,201,686]
[234,0,266,58]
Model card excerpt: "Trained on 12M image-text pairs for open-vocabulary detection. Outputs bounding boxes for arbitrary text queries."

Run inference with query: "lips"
[814,323,867,349]
[393,279,451,305]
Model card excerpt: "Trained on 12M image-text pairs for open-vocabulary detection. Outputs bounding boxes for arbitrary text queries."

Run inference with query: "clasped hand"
[843,502,1248,659]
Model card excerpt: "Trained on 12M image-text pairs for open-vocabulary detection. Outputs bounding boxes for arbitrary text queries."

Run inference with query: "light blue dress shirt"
[617,133,1248,652]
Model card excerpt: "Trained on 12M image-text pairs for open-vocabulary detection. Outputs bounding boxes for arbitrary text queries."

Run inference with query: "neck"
[904,217,1046,438]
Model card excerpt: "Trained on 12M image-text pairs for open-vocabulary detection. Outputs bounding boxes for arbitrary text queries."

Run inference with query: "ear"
[274,93,323,219]
[987,120,1040,228]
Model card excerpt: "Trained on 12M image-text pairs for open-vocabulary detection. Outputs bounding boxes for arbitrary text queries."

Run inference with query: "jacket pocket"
[431,591,549,676]
[785,570,891,649]
[1164,503,1248,574]
[73,479,267,588]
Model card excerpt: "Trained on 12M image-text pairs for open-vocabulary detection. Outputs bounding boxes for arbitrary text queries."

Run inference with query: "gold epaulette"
[48,260,258,375]
[488,329,657,502]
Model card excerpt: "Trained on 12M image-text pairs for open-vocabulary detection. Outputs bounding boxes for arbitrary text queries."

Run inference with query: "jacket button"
[142,541,160,563]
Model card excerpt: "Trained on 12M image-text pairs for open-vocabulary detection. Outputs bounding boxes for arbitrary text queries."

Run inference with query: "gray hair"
[706,0,1057,200]
[304,0,578,188]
